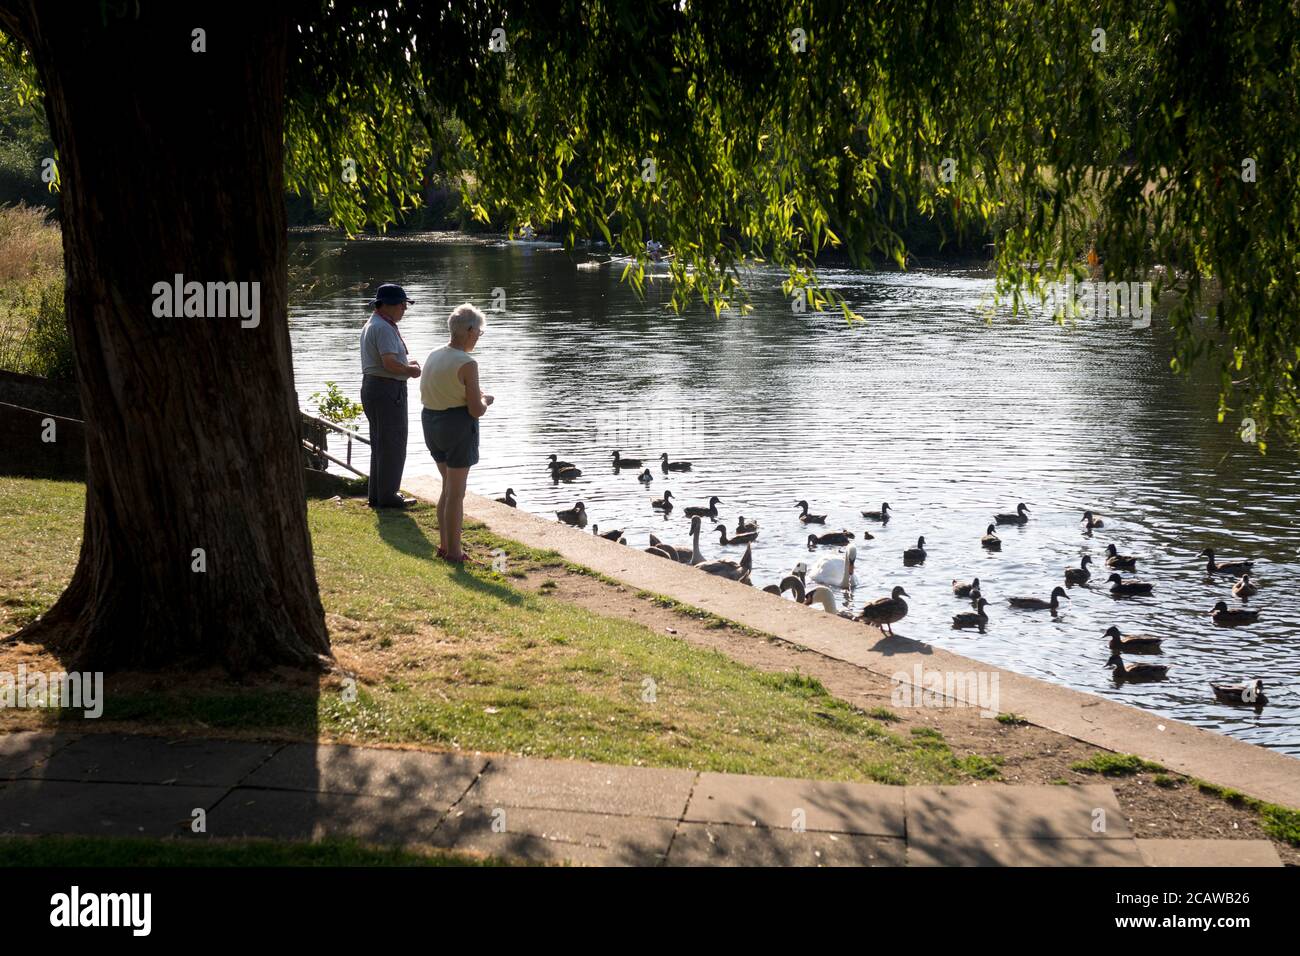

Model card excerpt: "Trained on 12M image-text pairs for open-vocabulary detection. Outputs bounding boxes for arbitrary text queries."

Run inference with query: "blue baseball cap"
[370,283,414,307]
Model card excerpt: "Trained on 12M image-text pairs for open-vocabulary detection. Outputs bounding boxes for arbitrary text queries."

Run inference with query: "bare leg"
[445,466,470,558]
[435,462,449,554]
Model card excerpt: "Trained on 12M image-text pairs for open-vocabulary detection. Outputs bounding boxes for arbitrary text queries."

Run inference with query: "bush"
[0,203,71,381]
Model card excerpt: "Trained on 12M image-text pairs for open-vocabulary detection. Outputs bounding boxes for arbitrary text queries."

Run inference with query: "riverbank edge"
[404,475,1300,809]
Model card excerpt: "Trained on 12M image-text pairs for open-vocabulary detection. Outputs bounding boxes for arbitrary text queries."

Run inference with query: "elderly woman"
[420,303,494,562]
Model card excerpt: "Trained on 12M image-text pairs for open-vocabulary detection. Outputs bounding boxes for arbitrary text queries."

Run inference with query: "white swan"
[811,545,857,589]
[805,585,857,620]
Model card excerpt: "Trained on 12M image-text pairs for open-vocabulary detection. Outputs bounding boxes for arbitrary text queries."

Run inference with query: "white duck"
[810,545,857,589]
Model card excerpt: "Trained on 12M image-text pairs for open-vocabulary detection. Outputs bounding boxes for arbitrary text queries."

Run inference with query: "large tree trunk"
[1,2,330,671]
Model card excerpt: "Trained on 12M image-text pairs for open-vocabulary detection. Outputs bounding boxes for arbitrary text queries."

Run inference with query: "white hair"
[448,303,487,336]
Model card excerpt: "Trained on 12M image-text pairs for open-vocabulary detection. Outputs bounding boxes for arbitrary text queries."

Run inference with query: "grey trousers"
[361,374,408,506]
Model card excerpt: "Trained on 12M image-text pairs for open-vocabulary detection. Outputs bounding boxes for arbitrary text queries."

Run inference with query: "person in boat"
[420,304,494,563]
[359,283,420,509]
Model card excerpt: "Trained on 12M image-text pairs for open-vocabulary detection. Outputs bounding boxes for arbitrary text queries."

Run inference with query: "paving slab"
[462,755,696,819]
[21,733,279,787]
[433,805,677,866]
[1137,839,1283,868]
[209,788,447,845]
[0,780,225,837]
[906,785,1131,842]
[684,771,904,836]
[667,823,906,866]
[0,731,77,779]
[243,742,486,801]
[908,837,1145,867]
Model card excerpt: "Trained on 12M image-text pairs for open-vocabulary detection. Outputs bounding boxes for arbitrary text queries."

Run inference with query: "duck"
[1232,573,1258,599]
[1210,679,1267,706]
[857,586,909,636]
[637,468,653,483]
[555,501,587,528]
[697,543,753,583]
[1064,555,1093,586]
[802,585,856,620]
[1107,654,1168,682]
[494,488,517,507]
[762,575,806,601]
[861,502,892,522]
[648,515,704,564]
[591,524,625,543]
[645,544,677,561]
[968,586,984,607]
[611,450,643,469]
[980,525,1002,551]
[994,502,1030,525]
[684,495,723,519]
[717,524,758,546]
[952,598,991,632]
[952,576,980,598]
[903,536,927,565]
[1081,510,1105,530]
[811,545,857,589]
[1210,601,1260,627]
[736,516,758,534]
[1104,543,1138,570]
[546,453,575,470]
[1008,586,1068,613]
[652,490,674,511]
[807,529,855,548]
[1103,625,1162,653]
[795,500,827,524]
[789,561,808,586]
[1199,549,1254,577]
[1105,573,1153,596]
[549,461,582,480]
[659,453,692,472]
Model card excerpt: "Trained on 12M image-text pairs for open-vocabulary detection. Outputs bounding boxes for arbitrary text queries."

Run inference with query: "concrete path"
[0,732,1280,866]
[405,477,1300,810]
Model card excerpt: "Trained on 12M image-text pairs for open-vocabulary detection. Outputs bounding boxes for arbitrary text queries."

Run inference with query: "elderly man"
[360,283,420,509]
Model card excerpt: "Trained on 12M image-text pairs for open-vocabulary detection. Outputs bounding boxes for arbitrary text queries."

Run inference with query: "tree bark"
[1,1,330,671]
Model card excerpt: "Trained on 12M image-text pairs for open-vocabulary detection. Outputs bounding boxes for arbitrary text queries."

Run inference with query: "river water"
[288,234,1300,755]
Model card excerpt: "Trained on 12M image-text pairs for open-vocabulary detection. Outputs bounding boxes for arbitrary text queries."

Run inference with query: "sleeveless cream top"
[420,345,476,410]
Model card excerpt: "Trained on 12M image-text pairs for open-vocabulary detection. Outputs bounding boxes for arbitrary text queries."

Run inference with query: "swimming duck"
[555,501,587,528]
[660,453,692,472]
[802,585,856,620]
[591,524,625,543]
[546,454,575,470]
[717,524,758,546]
[637,468,653,483]
[1105,573,1153,596]
[1232,573,1258,599]
[861,502,892,522]
[1103,625,1162,653]
[903,535,927,565]
[652,490,675,511]
[1008,586,1068,613]
[980,525,1002,551]
[1210,679,1267,706]
[952,598,991,632]
[1104,544,1138,571]
[1210,601,1260,627]
[857,586,909,636]
[549,461,582,481]
[1199,549,1254,577]
[1107,654,1168,682]
[811,545,857,589]
[762,575,806,601]
[1081,510,1105,530]
[952,576,980,598]
[795,500,827,524]
[1064,555,1093,586]
[697,543,753,583]
[994,502,1030,525]
[736,516,758,534]
[611,450,643,468]
[684,495,723,519]
[495,488,517,507]
[808,529,855,548]
[648,515,704,564]
[968,587,984,607]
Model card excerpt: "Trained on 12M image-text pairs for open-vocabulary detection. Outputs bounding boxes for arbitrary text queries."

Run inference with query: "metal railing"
[301,410,370,478]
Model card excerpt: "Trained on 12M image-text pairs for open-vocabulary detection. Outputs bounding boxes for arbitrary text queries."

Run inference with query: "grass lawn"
[0,476,994,785]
